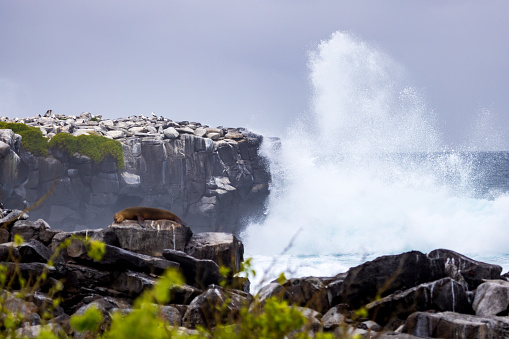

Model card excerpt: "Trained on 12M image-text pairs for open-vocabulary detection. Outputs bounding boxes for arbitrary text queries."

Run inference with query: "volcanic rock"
[472,280,509,316]
[427,248,502,290]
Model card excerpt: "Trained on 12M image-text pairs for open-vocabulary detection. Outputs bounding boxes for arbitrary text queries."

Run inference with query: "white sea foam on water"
[242,31,509,280]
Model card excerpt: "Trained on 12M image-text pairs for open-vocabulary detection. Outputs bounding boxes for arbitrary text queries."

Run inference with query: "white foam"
[242,31,509,260]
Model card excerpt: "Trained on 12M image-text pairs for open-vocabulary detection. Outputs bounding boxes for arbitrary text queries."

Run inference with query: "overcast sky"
[1,1,508,148]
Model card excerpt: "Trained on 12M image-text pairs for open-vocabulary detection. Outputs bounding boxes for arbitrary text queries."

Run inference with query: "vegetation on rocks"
[48,133,124,169]
[0,234,341,339]
[0,122,124,168]
[0,122,48,156]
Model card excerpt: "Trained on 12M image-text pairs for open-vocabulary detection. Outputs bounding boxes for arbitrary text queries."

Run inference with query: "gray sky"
[1,1,508,148]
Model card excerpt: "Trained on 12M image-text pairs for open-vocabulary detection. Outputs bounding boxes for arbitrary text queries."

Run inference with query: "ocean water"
[241,32,509,292]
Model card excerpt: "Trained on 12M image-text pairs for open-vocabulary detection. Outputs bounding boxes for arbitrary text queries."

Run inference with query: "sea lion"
[113,207,185,227]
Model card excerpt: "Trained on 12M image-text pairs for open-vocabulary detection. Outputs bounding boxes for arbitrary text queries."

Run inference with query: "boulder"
[0,242,20,261]
[182,285,252,329]
[163,127,179,139]
[160,305,183,326]
[321,304,349,331]
[49,229,118,251]
[2,291,39,315]
[338,251,437,309]
[2,262,65,291]
[72,299,114,333]
[109,221,193,256]
[324,272,347,307]
[184,232,243,273]
[404,311,509,338]
[66,241,179,275]
[18,239,64,265]
[295,306,322,333]
[473,280,509,316]
[256,283,291,303]
[11,219,52,243]
[63,263,116,295]
[428,248,502,290]
[0,209,29,228]
[162,249,222,289]
[167,284,202,305]
[110,270,156,297]
[282,277,330,314]
[0,228,10,243]
[366,278,472,326]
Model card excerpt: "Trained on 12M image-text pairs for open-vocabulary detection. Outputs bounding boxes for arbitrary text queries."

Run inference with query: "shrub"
[1,122,124,168]
[48,133,124,169]
[0,122,48,156]
[0,240,347,339]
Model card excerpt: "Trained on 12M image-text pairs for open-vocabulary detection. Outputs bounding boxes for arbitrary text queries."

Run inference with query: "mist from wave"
[242,31,509,259]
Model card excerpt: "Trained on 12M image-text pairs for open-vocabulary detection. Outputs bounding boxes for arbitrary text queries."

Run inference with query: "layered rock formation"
[0,112,270,234]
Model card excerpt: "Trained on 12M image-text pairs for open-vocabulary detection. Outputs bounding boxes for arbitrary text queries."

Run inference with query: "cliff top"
[0,110,260,145]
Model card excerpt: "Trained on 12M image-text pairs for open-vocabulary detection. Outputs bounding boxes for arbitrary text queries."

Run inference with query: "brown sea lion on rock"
[113,207,185,227]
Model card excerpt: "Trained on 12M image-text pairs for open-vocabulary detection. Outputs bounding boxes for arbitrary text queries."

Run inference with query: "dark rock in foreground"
[405,311,509,338]
[1,210,509,338]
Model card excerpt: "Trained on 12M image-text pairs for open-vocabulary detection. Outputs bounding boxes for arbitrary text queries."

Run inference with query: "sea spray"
[242,31,509,274]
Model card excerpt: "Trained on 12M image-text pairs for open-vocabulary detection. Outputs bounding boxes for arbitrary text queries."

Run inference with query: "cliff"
[0,112,270,234]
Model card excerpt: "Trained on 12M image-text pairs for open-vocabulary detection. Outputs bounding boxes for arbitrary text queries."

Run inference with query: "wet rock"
[366,278,472,326]
[162,249,221,289]
[473,280,509,316]
[109,222,193,256]
[338,251,436,309]
[428,248,502,290]
[404,311,509,338]
[185,232,243,273]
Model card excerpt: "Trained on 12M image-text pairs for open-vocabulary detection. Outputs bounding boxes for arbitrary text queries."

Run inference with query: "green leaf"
[69,305,103,333]
[13,234,24,246]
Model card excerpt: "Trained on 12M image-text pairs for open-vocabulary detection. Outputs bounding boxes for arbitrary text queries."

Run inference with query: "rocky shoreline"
[0,112,271,234]
[1,208,509,338]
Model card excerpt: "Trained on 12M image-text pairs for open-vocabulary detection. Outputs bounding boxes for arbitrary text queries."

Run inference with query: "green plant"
[0,235,358,338]
[48,133,124,169]
[0,122,124,168]
[0,122,48,156]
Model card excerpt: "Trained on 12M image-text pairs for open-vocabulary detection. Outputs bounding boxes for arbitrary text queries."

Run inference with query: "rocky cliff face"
[0,112,270,234]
